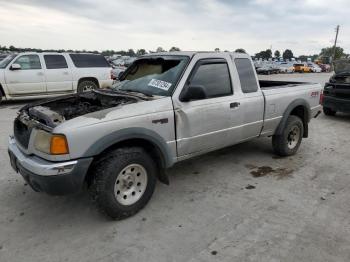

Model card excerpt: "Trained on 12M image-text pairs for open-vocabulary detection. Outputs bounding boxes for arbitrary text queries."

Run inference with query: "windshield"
[0,54,16,69]
[334,60,350,74]
[112,56,189,96]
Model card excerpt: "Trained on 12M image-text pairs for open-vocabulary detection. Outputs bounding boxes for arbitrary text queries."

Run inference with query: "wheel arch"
[78,77,99,88]
[275,99,311,138]
[84,128,174,185]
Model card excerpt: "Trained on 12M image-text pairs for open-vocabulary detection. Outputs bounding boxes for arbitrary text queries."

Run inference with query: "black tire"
[89,147,157,220]
[0,93,2,105]
[272,115,304,157]
[323,107,336,116]
[77,80,98,92]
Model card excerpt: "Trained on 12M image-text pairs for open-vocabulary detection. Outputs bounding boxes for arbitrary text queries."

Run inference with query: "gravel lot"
[1,73,350,262]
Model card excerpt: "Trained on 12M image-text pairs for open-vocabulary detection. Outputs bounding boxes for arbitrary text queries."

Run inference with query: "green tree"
[127,49,136,57]
[320,46,345,61]
[274,50,281,58]
[156,47,166,53]
[255,49,272,60]
[298,55,309,62]
[136,49,147,56]
[282,49,294,60]
[235,48,246,53]
[169,46,181,52]
[9,45,17,52]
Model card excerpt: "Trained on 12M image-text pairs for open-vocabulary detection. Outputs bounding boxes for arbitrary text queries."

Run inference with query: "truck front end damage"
[8,90,145,195]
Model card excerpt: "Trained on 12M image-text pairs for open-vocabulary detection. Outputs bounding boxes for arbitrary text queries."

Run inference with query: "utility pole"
[332,25,340,63]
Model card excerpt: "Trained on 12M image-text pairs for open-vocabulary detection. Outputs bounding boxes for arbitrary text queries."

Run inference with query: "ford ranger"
[8,52,322,219]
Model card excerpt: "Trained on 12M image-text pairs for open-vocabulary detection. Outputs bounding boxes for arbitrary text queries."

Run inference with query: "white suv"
[0,52,113,103]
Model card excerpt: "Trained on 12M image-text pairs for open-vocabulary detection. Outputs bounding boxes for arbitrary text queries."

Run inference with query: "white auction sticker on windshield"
[148,79,172,91]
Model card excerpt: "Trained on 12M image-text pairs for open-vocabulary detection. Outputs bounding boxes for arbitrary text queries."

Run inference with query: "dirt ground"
[1,73,350,262]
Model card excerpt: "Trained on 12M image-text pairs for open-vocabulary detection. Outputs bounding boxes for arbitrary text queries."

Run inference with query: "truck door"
[174,58,243,157]
[5,54,46,95]
[43,54,73,92]
[233,58,264,139]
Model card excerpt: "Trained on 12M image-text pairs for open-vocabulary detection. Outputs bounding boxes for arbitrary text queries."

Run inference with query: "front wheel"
[272,115,304,156]
[89,147,157,220]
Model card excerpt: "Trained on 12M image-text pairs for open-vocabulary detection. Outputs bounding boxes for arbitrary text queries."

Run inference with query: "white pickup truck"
[0,52,113,103]
[8,51,322,220]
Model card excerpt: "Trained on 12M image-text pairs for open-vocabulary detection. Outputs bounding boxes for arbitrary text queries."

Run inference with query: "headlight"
[34,130,69,155]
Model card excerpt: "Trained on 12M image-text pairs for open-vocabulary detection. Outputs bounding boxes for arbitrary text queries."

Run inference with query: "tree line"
[254,46,348,62]
[0,45,181,57]
[1,44,348,62]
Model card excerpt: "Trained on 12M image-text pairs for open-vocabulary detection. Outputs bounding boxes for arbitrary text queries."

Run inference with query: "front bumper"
[8,136,93,195]
[323,96,350,113]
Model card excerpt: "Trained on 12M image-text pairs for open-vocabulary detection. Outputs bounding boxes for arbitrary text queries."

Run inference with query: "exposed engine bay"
[18,90,143,129]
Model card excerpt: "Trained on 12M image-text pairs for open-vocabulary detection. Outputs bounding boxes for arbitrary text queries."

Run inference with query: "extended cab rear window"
[69,54,110,68]
[235,58,258,93]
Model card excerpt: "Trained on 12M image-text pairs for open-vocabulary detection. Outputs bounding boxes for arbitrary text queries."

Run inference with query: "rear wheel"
[272,115,304,156]
[77,80,98,92]
[89,147,157,220]
[323,107,336,116]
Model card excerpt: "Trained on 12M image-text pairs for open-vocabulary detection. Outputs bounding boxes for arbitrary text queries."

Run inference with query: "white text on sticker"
[148,79,172,91]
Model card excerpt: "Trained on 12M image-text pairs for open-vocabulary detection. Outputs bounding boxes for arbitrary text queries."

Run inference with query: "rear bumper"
[323,96,350,113]
[8,136,93,195]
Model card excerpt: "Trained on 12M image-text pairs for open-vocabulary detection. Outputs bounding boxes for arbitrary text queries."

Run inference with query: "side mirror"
[180,84,207,102]
[10,63,21,70]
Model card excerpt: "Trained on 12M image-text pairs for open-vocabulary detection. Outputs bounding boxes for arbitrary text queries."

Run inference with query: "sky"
[0,0,348,56]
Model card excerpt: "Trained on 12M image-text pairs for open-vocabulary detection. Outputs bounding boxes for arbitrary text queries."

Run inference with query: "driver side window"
[13,55,41,70]
[190,60,232,99]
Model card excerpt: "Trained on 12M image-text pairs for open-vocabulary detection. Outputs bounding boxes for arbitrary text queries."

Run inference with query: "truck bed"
[259,80,310,90]
[259,80,322,137]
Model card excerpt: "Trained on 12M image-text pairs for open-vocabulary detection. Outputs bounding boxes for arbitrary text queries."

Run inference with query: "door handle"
[37,72,44,76]
[230,102,240,108]
[63,72,69,75]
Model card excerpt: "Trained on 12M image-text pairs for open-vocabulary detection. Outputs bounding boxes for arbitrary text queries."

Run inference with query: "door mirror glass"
[180,85,207,102]
[10,63,21,70]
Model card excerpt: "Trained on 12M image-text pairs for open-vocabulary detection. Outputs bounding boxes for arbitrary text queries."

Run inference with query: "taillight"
[319,92,324,105]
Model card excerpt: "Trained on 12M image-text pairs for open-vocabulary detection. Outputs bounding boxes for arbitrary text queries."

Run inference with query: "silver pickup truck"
[8,52,322,219]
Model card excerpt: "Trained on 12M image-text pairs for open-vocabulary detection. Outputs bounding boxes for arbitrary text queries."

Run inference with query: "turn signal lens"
[50,135,69,155]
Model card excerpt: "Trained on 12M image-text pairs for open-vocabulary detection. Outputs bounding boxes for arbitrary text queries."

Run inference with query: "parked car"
[0,52,113,103]
[0,54,9,62]
[256,64,280,74]
[111,65,127,80]
[8,51,322,219]
[307,63,322,73]
[278,62,295,73]
[322,59,350,116]
[293,63,312,73]
[319,63,331,73]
